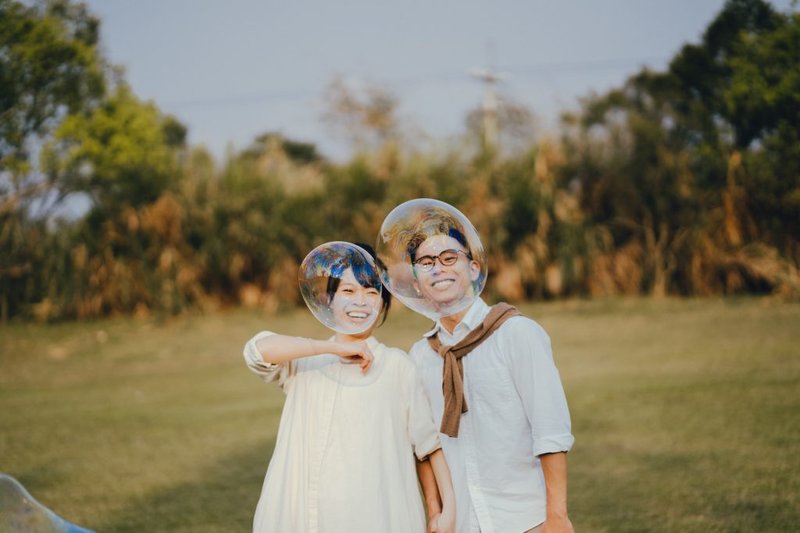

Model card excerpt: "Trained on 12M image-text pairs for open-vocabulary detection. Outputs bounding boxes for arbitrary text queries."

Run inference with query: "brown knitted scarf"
[427,302,522,437]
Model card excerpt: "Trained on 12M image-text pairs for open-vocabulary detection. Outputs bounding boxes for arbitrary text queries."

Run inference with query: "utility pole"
[469,42,505,152]
[469,67,500,150]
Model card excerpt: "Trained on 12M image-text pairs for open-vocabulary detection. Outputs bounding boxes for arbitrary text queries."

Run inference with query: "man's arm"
[501,318,575,530]
[540,451,574,533]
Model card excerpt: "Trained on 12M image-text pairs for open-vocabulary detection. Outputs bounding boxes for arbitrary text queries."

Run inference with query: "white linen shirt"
[409,298,574,533]
[244,332,441,533]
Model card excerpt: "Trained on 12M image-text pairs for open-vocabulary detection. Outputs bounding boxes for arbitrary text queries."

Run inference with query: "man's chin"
[425,293,465,310]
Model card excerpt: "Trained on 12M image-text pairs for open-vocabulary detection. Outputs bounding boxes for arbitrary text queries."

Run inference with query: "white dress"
[243,332,441,533]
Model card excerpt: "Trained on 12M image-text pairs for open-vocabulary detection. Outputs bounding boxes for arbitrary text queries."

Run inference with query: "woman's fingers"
[336,342,374,373]
[359,344,374,373]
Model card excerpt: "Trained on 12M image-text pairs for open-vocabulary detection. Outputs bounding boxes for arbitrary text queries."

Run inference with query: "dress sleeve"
[501,317,575,456]
[243,330,292,388]
[404,353,442,460]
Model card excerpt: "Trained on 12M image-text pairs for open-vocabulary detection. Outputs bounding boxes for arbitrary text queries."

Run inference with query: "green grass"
[1,298,798,532]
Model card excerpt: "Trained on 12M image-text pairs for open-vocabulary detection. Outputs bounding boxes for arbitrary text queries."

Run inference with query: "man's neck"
[440,308,469,334]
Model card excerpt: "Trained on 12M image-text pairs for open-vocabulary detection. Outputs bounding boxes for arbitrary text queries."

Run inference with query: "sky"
[82,0,796,162]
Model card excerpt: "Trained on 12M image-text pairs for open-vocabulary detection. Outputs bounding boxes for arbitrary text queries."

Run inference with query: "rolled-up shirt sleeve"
[404,353,442,460]
[243,330,291,388]
[502,317,574,456]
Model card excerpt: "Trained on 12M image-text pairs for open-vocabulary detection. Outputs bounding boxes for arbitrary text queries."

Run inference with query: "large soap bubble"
[299,242,384,335]
[376,198,487,321]
[0,473,95,532]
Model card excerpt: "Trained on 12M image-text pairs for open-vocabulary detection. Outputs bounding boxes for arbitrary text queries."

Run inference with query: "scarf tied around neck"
[426,302,522,437]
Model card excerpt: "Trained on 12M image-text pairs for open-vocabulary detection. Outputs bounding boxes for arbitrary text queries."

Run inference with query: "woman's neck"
[334,330,373,343]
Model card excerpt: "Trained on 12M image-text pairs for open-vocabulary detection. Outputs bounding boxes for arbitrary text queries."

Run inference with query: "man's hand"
[541,514,574,533]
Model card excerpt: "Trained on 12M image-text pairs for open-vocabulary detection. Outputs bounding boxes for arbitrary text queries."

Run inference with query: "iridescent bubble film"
[299,242,383,335]
[376,198,487,321]
[0,473,95,533]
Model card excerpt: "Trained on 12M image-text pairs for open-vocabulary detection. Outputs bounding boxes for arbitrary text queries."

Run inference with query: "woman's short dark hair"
[325,242,391,326]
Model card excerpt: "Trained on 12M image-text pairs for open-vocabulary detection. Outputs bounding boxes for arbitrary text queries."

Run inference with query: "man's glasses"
[413,249,470,271]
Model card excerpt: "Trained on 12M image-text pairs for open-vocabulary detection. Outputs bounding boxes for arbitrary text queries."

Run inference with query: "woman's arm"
[427,449,455,533]
[255,334,374,372]
[416,458,441,531]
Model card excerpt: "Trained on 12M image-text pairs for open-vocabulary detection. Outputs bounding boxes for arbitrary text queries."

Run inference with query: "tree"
[561,0,799,296]
[0,0,107,320]
[465,94,537,158]
[0,0,105,192]
[322,76,400,153]
[41,83,186,211]
[724,9,800,250]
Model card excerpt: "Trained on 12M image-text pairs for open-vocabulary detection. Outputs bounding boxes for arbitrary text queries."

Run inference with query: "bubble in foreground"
[299,242,383,335]
[376,198,486,320]
[0,473,95,533]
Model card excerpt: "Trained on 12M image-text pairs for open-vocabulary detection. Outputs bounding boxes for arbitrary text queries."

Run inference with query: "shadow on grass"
[100,438,275,533]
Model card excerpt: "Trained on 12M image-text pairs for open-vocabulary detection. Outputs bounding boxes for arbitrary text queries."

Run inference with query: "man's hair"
[407,226,469,263]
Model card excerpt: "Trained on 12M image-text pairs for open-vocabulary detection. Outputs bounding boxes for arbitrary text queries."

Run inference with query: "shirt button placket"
[462,383,494,533]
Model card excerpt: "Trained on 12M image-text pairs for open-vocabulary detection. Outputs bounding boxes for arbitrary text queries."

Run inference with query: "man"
[408,224,574,533]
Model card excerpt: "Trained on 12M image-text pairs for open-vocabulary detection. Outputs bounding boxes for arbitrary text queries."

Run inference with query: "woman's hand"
[331,341,374,373]
[427,513,441,533]
[432,507,455,533]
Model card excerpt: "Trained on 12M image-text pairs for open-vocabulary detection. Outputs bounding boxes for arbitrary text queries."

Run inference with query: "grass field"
[1,298,798,532]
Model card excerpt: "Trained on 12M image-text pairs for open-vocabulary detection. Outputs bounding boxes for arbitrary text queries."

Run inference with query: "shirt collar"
[327,334,381,350]
[365,335,381,351]
[422,297,490,339]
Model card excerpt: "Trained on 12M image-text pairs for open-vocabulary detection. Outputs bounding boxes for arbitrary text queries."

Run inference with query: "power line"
[501,55,668,75]
[161,55,669,109]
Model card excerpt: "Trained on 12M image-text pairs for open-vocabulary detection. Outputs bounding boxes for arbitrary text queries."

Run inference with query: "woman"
[243,243,455,533]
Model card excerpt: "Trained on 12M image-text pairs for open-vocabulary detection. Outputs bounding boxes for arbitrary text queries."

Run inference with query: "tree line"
[1,0,798,321]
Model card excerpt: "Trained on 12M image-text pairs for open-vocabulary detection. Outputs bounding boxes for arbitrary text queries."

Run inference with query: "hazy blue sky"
[83,0,795,161]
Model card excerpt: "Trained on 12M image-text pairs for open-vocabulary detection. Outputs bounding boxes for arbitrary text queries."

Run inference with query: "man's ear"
[410,262,420,290]
[469,260,481,282]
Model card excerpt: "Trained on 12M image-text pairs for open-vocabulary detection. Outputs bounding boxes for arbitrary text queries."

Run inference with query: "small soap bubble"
[299,242,384,335]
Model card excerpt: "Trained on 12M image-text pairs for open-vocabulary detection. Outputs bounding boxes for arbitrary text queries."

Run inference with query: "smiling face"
[330,267,383,333]
[412,234,481,310]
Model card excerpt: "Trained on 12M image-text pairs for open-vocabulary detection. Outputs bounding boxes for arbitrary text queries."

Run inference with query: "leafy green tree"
[651,0,798,249]
[725,10,800,252]
[0,0,105,188]
[561,0,799,296]
[241,132,323,166]
[41,83,186,211]
[1,0,106,320]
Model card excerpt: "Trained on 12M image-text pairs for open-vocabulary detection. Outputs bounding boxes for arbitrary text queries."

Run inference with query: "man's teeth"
[432,279,454,288]
[347,311,369,318]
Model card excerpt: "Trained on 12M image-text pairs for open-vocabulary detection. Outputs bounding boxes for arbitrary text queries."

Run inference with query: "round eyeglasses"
[412,249,471,272]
